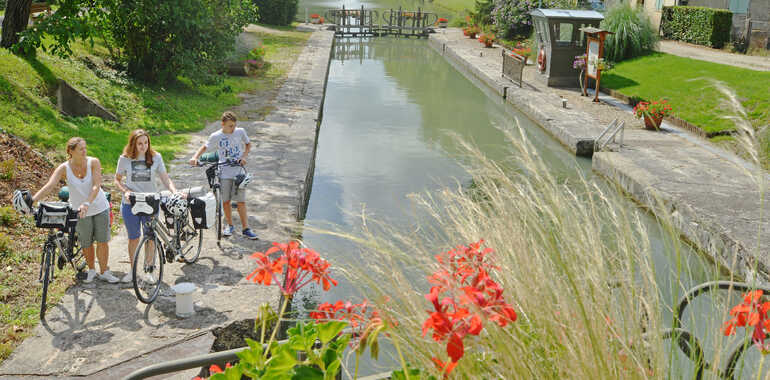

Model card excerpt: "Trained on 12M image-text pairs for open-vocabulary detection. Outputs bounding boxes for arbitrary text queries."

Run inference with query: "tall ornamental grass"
[332,128,669,379]
[601,2,658,62]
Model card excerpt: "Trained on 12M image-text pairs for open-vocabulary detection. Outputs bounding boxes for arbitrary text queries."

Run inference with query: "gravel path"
[656,40,770,71]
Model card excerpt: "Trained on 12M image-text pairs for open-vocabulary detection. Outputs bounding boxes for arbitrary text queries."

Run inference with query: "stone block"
[57,80,118,122]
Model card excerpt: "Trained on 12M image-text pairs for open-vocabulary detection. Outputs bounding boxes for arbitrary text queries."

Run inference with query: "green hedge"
[661,6,732,48]
[253,0,298,26]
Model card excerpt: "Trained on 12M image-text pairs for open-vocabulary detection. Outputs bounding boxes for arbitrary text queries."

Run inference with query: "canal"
[278,31,748,377]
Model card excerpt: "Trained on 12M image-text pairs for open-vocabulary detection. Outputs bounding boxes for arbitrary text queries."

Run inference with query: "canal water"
[284,35,746,377]
[286,2,765,377]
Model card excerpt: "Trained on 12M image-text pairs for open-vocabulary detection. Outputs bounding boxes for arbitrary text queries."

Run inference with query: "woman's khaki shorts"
[76,209,111,248]
[220,178,246,203]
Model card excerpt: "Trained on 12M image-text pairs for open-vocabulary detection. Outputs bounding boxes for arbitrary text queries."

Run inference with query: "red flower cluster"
[246,241,338,296]
[512,47,531,57]
[422,240,517,376]
[192,363,232,379]
[633,99,673,120]
[438,17,448,22]
[310,300,371,328]
[310,13,320,18]
[723,290,770,350]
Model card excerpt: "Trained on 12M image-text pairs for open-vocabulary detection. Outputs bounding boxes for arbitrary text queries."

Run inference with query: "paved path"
[0,28,334,379]
[656,40,770,71]
[430,28,770,281]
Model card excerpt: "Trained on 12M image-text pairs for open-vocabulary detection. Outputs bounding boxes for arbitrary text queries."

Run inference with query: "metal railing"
[594,119,624,152]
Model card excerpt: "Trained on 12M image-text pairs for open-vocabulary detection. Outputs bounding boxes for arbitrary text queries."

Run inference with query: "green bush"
[661,6,732,48]
[0,233,11,257]
[601,2,658,62]
[253,0,298,26]
[19,0,259,84]
[0,207,15,227]
[0,159,15,181]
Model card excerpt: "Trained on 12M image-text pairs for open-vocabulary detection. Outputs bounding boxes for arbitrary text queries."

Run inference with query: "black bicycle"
[196,154,244,247]
[129,189,205,304]
[31,187,112,319]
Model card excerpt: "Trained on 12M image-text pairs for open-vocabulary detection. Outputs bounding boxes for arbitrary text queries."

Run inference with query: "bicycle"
[23,187,111,319]
[129,188,206,304]
[195,154,245,247]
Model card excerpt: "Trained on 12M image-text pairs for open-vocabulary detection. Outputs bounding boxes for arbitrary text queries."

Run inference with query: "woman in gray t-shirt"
[115,129,179,284]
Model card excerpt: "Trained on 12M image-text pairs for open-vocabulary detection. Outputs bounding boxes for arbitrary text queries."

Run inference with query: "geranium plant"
[478,33,495,47]
[463,25,480,38]
[194,239,517,380]
[633,99,673,120]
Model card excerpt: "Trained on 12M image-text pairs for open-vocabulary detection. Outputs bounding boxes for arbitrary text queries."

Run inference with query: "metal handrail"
[594,119,624,152]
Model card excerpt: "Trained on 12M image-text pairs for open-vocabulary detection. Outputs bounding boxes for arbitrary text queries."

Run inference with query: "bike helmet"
[234,172,252,190]
[165,194,188,217]
[12,190,32,214]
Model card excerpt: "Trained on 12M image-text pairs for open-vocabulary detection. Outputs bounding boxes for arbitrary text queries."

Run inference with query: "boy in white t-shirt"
[189,111,258,240]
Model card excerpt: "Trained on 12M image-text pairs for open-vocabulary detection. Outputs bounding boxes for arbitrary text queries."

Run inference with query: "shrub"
[492,0,573,39]
[0,207,16,227]
[601,2,658,62]
[19,0,259,84]
[0,233,11,257]
[661,6,732,48]
[253,0,299,26]
[0,159,15,181]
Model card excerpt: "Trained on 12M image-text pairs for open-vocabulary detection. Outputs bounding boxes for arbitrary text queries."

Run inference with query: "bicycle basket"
[35,202,76,229]
[129,193,160,217]
[205,165,217,188]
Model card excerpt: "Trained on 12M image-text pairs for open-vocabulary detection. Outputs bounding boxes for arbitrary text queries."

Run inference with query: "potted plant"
[245,44,266,75]
[512,46,532,61]
[464,25,480,39]
[310,13,321,24]
[437,17,448,28]
[478,33,495,48]
[633,99,673,130]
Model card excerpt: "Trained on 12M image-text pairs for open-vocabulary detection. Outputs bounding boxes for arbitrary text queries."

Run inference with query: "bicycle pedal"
[57,255,65,270]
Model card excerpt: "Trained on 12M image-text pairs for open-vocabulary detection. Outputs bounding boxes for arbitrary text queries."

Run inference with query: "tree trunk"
[1,0,34,49]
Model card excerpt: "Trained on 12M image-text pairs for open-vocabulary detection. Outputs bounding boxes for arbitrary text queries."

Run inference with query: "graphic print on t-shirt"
[131,160,151,182]
[218,136,242,161]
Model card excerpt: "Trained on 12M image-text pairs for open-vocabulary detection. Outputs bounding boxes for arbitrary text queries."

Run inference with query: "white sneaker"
[83,269,97,283]
[144,273,157,285]
[121,272,133,283]
[99,270,119,283]
[223,225,234,237]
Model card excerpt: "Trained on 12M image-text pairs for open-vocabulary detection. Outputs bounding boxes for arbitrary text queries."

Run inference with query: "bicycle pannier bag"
[160,202,176,229]
[36,202,75,229]
[129,193,160,217]
[190,192,216,229]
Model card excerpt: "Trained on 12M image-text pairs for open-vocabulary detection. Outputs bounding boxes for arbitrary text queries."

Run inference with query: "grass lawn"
[601,52,770,135]
[0,26,309,362]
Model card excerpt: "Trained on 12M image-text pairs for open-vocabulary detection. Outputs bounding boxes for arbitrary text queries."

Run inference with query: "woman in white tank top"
[31,137,118,284]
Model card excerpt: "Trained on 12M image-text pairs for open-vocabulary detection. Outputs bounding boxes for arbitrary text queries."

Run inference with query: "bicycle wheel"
[182,212,204,264]
[132,235,163,304]
[40,244,55,319]
[214,187,222,246]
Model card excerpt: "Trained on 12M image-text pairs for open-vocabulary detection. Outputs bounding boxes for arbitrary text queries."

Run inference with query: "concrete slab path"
[431,28,770,281]
[0,28,334,379]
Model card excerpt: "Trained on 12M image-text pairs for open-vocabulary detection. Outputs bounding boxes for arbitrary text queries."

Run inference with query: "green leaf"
[390,367,423,380]
[334,334,351,357]
[210,373,228,380]
[267,345,297,372]
[324,359,341,380]
[291,365,324,380]
[317,321,348,344]
[225,366,243,380]
[321,344,338,368]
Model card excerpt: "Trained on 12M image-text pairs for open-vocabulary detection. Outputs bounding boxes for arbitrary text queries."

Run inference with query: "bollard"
[171,282,196,318]
[562,98,567,108]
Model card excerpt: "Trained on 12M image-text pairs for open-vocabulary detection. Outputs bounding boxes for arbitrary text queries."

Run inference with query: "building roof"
[529,9,605,20]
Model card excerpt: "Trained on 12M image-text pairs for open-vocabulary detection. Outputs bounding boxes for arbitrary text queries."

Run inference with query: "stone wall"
[57,80,119,122]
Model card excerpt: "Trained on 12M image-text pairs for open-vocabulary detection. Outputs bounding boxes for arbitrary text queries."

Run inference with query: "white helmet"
[165,194,187,217]
[12,190,32,214]
[235,172,252,190]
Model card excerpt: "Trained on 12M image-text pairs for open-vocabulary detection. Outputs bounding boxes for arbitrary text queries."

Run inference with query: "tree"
[18,0,258,84]
[1,0,33,49]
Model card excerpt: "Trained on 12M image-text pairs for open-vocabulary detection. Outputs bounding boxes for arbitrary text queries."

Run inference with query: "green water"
[287,35,750,377]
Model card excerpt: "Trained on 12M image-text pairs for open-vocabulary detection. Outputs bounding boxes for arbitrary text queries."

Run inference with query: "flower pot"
[468,33,477,39]
[483,41,493,48]
[643,115,663,130]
